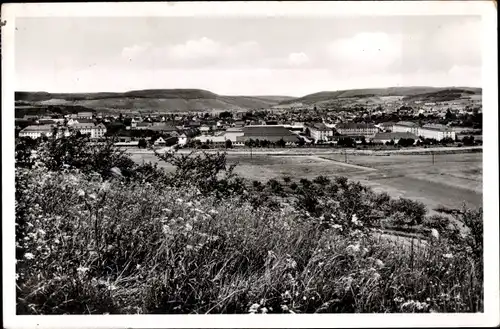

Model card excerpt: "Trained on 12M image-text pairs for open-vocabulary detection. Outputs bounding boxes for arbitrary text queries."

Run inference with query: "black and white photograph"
[2,1,498,328]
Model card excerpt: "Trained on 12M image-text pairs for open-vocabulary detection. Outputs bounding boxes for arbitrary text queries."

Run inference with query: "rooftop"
[21,124,54,132]
[336,123,376,129]
[394,121,419,127]
[373,132,419,140]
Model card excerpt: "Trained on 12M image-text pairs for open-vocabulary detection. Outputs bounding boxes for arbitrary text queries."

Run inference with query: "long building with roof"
[236,125,300,144]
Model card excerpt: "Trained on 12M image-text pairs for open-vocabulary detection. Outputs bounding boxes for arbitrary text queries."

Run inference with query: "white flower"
[77,266,89,274]
[375,259,385,268]
[346,243,360,253]
[332,224,343,231]
[38,229,46,235]
[100,182,110,193]
[89,193,97,200]
[208,209,218,215]
[162,208,172,214]
[281,305,289,312]
[248,303,260,313]
[175,198,183,204]
[15,273,19,280]
[77,189,85,197]
[24,253,34,260]
[260,307,268,314]
[431,228,440,240]
[443,253,454,259]
[185,223,193,231]
[136,264,141,270]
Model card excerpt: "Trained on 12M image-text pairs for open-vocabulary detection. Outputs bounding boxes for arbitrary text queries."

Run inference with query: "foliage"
[15,136,484,314]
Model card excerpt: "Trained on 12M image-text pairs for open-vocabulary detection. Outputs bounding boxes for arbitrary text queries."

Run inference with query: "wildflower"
[208,209,218,215]
[54,239,60,244]
[186,245,194,250]
[372,272,381,280]
[37,229,46,235]
[185,223,193,231]
[248,303,260,313]
[77,266,90,274]
[24,253,34,260]
[302,296,307,301]
[185,202,193,208]
[162,225,173,236]
[332,224,343,231]
[77,189,85,197]
[283,290,292,299]
[136,264,141,270]
[431,228,440,240]
[100,182,110,193]
[281,305,289,312]
[442,253,453,259]
[89,193,97,200]
[346,243,361,253]
[175,198,183,204]
[15,273,19,280]
[260,307,268,314]
[351,214,359,225]
[162,208,172,214]
[375,259,385,268]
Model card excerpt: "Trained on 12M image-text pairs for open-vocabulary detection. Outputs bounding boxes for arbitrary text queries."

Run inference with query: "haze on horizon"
[15,16,482,97]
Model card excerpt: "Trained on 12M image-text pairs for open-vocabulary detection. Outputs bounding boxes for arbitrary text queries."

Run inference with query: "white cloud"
[121,37,261,67]
[287,52,310,66]
[121,43,152,60]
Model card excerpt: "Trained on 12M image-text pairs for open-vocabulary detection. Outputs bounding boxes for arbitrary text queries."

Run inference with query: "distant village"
[15,99,483,149]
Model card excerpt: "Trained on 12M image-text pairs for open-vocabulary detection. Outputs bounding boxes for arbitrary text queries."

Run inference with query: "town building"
[237,125,299,144]
[224,127,245,142]
[335,123,378,138]
[307,123,334,142]
[77,112,94,120]
[418,124,456,141]
[19,125,56,139]
[72,123,107,139]
[392,121,420,135]
[372,132,419,144]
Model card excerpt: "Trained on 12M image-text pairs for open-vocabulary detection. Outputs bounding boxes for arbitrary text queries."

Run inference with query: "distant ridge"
[15,89,295,112]
[278,86,482,106]
[15,86,481,112]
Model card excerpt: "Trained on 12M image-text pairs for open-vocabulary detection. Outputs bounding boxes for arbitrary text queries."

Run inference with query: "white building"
[308,123,333,142]
[392,121,420,135]
[72,123,107,139]
[178,133,188,145]
[418,124,456,141]
[19,125,70,139]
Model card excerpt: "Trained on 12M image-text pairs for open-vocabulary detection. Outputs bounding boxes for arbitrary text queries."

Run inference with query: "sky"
[15,16,482,96]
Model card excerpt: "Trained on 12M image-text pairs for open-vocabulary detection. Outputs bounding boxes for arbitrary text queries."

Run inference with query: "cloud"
[287,52,310,66]
[120,37,261,67]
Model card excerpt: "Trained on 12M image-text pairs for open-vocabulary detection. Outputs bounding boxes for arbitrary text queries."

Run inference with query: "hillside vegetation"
[15,134,483,314]
[279,87,482,106]
[15,90,295,112]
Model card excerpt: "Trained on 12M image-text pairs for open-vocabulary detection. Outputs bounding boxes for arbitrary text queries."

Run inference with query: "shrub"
[388,198,427,226]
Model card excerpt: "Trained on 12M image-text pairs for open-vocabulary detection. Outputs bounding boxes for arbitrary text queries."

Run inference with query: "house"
[335,123,378,138]
[199,125,210,135]
[307,123,333,142]
[72,123,107,139]
[392,121,420,135]
[372,132,419,144]
[77,112,94,120]
[153,136,167,146]
[233,120,246,128]
[419,124,456,141]
[19,125,52,139]
[178,133,188,146]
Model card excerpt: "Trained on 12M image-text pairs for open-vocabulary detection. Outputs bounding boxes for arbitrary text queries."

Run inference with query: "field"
[129,150,482,215]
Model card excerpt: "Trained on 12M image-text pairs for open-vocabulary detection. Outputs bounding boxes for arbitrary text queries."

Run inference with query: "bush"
[388,198,427,226]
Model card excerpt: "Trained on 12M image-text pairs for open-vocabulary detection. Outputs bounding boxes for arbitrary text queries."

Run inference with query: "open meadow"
[129,150,482,215]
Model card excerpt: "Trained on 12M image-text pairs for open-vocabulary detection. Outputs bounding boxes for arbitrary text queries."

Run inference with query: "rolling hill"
[278,87,482,107]
[15,90,295,112]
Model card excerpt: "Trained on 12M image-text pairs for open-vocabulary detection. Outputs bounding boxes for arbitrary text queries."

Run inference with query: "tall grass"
[16,169,483,314]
